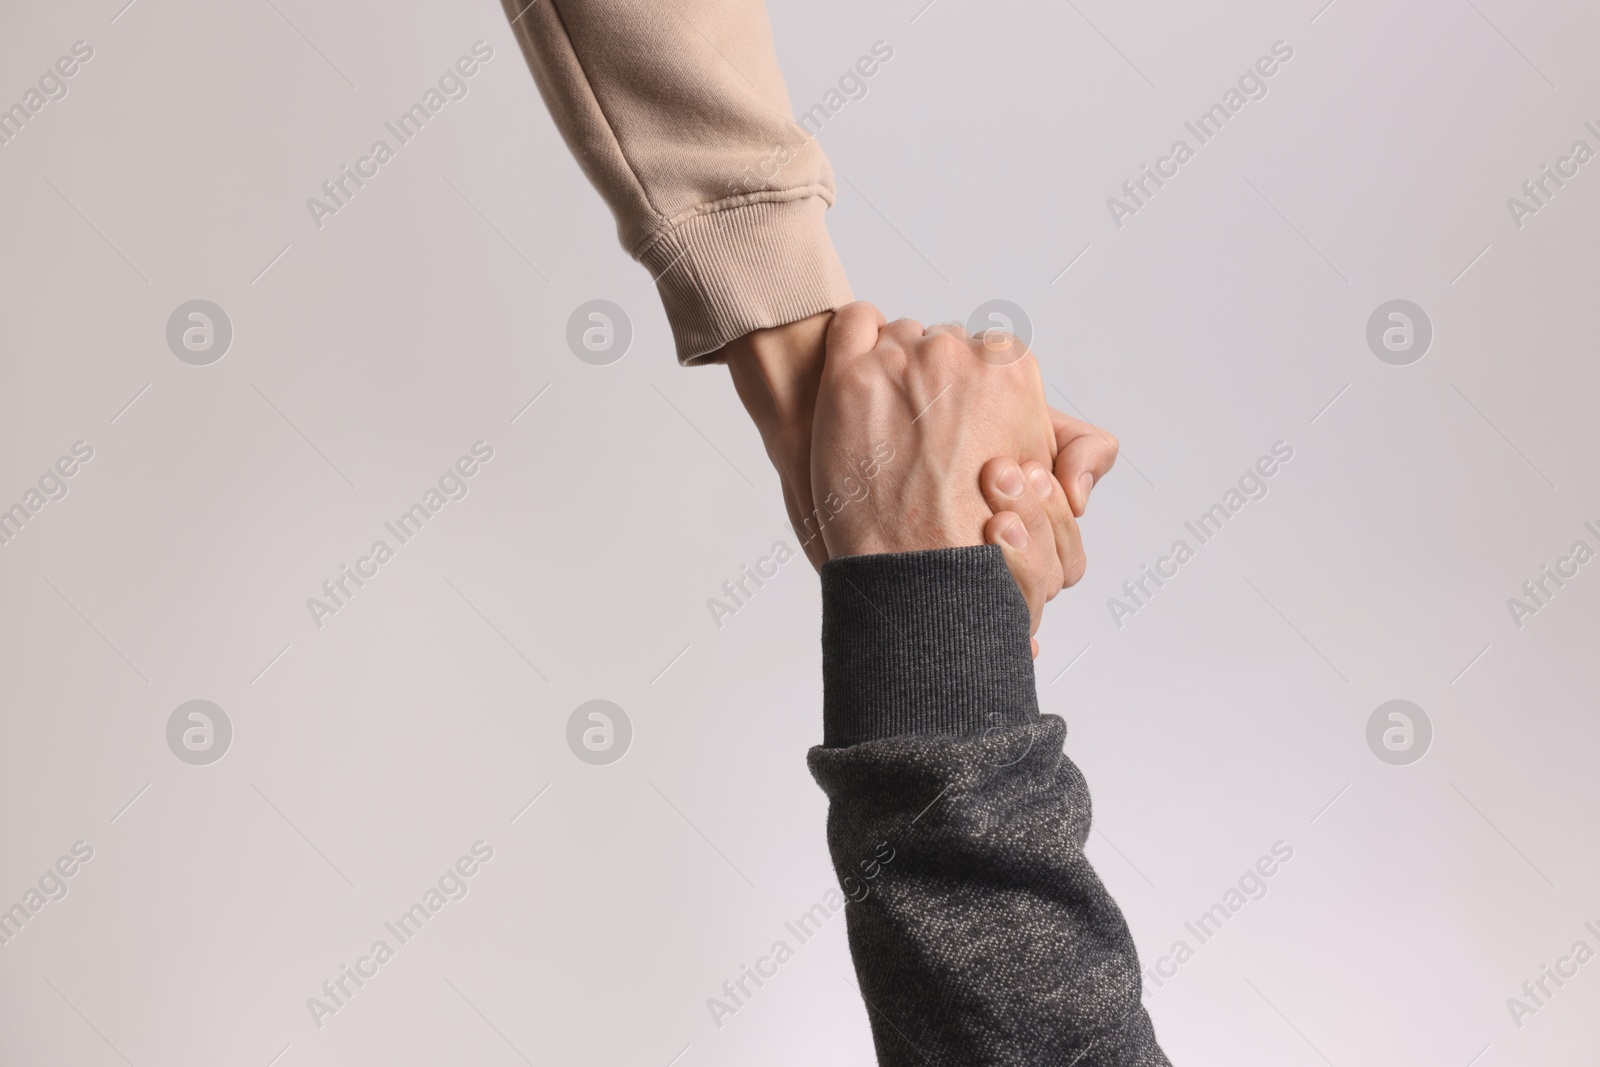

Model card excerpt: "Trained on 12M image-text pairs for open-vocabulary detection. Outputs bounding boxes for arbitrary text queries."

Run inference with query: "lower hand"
[723,304,1118,604]
[809,302,1106,647]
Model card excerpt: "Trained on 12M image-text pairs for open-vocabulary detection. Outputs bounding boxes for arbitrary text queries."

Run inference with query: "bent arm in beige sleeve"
[502,0,854,363]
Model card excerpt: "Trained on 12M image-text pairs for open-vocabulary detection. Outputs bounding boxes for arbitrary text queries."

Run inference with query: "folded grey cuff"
[820,545,1039,748]
[638,195,854,365]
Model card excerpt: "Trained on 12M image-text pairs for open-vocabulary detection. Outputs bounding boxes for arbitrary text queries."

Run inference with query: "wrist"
[723,311,831,438]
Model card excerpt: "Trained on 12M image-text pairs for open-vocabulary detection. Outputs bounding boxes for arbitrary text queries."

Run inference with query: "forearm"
[807,546,1169,1066]
[501,0,852,362]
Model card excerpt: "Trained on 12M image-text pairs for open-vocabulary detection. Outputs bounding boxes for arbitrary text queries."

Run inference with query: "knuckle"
[921,332,967,364]
[884,317,924,341]
[836,301,872,327]
[1061,550,1088,588]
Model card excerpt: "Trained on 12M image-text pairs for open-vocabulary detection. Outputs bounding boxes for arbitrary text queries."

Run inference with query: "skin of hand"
[808,301,1105,646]
[722,305,1119,581]
[979,457,1082,656]
[723,311,835,569]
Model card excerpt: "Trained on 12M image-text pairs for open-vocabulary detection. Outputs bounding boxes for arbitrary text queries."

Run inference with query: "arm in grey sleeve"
[807,545,1171,1066]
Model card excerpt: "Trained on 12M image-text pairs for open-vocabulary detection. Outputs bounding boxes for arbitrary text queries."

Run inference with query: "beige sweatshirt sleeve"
[502,0,854,364]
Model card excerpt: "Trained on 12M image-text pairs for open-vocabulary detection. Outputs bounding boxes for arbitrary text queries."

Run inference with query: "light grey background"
[2,0,1597,1064]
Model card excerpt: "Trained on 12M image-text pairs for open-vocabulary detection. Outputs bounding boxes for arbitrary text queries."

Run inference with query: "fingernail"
[997,464,1025,498]
[1028,467,1055,498]
[1000,518,1029,549]
[1077,471,1094,509]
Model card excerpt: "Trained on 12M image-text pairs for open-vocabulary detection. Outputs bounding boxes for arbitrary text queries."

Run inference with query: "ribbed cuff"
[820,545,1039,748]
[639,195,854,365]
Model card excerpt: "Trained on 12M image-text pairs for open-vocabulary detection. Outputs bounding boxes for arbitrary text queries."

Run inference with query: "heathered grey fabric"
[809,545,1170,1066]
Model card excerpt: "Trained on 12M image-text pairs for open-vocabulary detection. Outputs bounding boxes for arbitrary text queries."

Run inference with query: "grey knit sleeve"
[807,545,1170,1066]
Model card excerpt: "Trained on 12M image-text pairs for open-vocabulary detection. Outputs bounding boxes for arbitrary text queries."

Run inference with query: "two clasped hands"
[726,301,1119,653]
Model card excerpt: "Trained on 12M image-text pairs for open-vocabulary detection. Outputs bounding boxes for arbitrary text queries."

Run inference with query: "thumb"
[984,510,1047,645]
